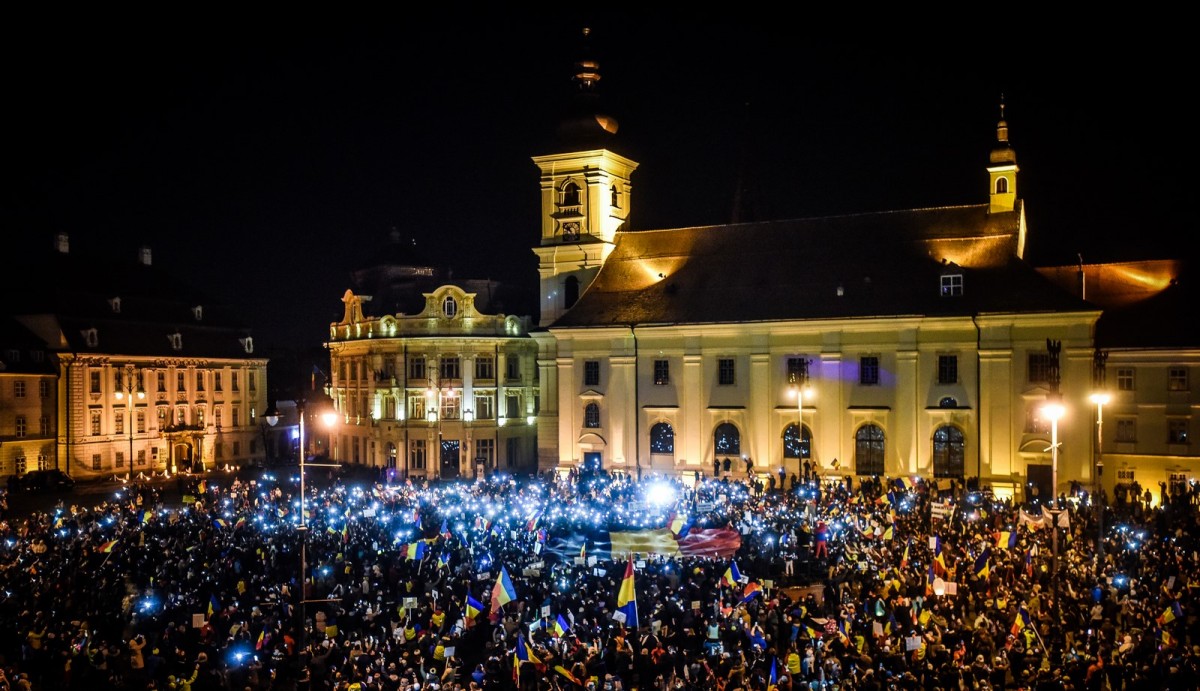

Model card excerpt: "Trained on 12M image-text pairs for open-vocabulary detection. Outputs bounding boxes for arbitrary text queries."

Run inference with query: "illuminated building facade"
[5,233,269,480]
[325,241,539,479]
[0,318,58,477]
[530,46,1196,502]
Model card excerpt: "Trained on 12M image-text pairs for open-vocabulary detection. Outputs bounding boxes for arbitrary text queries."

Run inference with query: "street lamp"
[1089,391,1110,567]
[463,408,476,480]
[114,366,145,481]
[262,403,280,464]
[1041,396,1065,590]
[789,361,812,480]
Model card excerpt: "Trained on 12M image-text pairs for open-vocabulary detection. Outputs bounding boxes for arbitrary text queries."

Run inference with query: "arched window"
[611,184,620,208]
[442,295,458,318]
[650,422,674,454]
[564,276,580,309]
[855,424,886,476]
[932,425,965,478]
[584,402,600,428]
[561,181,581,207]
[939,396,958,408]
[995,177,1008,194]
[714,422,740,456]
[783,423,812,459]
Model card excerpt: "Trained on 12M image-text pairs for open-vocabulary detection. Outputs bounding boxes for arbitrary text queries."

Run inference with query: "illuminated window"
[409,396,426,421]
[650,422,674,453]
[714,422,740,456]
[475,394,494,420]
[90,371,101,394]
[718,358,736,386]
[786,357,810,384]
[996,177,1008,194]
[1168,367,1189,391]
[855,424,886,476]
[654,359,670,386]
[783,423,811,459]
[442,295,458,318]
[1117,368,1134,391]
[409,356,426,380]
[1168,419,1189,445]
[1025,406,1050,434]
[940,274,963,297]
[932,425,965,478]
[475,356,494,380]
[584,402,600,428]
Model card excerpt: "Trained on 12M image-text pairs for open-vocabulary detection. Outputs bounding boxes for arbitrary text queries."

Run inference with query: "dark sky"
[7,15,1192,350]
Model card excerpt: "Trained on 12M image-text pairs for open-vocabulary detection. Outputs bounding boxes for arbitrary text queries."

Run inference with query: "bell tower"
[532,27,638,327]
[987,97,1019,214]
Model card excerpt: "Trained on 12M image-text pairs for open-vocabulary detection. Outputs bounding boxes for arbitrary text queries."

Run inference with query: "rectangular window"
[40,416,50,435]
[1028,353,1051,384]
[409,356,426,380]
[786,357,810,385]
[506,437,520,468]
[584,360,600,387]
[115,411,125,435]
[1116,419,1136,443]
[476,394,494,420]
[249,372,257,393]
[136,410,146,434]
[176,407,187,425]
[1168,367,1189,391]
[15,415,26,438]
[90,411,102,436]
[410,439,427,470]
[157,372,166,392]
[91,454,102,471]
[232,372,240,392]
[506,394,520,418]
[476,438,495,465]
[409,396,427,421]
[506,357,520,381]
[1168,419,1190,445]
[39,380,51,398]
[233,441,241,456]
[115,451,125,467]
[859,356,879,386]
[1025,406,1049,434]
[90,371,101,394]
[938,355,958,385]
[940,274,963,297]
[1117,368,1134,391]
[214,372,223,392]
[475,356,494,380]
[196,371,205,392]
[1116,469,1135,482]
[137,449,147,466]
[14,380,25,398]
[214,407,223,428]
[440,356,460,380]
[440,394,461,420]
[718,358,736,386]
[215,443,224,460]
[654,359,670,386]
[232,407,241,427]
[177,371,186,391]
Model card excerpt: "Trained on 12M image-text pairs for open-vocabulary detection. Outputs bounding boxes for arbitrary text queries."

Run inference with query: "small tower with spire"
[987,96,1019,214]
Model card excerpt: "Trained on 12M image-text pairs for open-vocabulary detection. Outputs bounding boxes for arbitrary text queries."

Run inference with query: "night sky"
[7,15,1192,350]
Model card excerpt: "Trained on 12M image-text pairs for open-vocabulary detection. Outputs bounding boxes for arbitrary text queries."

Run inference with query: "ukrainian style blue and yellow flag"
[973,548,991,579]
[767,657,779,691]
[208,594,221,618]
[616,559,639,628]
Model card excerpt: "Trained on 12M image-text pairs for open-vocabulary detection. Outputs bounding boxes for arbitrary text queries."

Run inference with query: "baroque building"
[324,233,539,480]
[528,39,1196,503]
[5,233,270,480]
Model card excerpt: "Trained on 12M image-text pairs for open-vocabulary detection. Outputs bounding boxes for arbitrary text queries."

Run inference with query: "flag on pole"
[491,566,517,623]
[996,530,1018,549]
[900,538,911,569]
[214,518,228,530]
[554,665,584,686]
[513,634,541,684]
[1011,605,1031,637]
[1157,601,1183,626]
[742,582,763,602]
[616,558,639,628]
[439,519,453,541]
[208,594,221,618]
[256,630,266,650]
[973,548,991,579]
[465,594,484,625]
[553,614,571,637]
[404,541,428,561]
[437,551,450,571]
[722,561,743,588]
[98,539,118,553]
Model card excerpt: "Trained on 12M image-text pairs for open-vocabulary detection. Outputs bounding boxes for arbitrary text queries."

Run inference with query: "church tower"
[987,97,1019,214]
[532,27,638,327]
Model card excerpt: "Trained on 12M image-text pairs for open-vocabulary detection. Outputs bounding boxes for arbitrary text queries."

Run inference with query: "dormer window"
[940,273,963,297]
[108,297,122,314]
[442,295,458,318]
[83,328,99,348]
[611,184,620,208]
[239,336,254,354]
[192,305,203,321]
[168,332,183,351]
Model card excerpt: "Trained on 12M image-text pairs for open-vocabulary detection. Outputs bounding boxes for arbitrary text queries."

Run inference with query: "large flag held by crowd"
[544,526,741,561]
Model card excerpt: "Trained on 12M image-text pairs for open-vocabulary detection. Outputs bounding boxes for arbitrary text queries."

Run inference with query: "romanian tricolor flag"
[404,540,428,561]
[553,614,571,637]
[526,512,542,532]
[1160,628,1177,647]
[1157,601,1183,626]
[881,524,894,541]
[932,536,947,576]
[997,530,1018,549]
[1010,605,1031,637]
[256,629,265,651]
[722,561,743,588]
[767,657,779,691]
[668,511,693,538]
[208,594,221,618]
[439,520,453,541]
[437,551,450,571]
[875,492,892,506]
[1024,549,1034,577]
[490,566,517,622]
[234,517,247,531]
[900,538,911,569]
[99,539,118,553]
[214,518,228,530]
[341,523,349,544]
[513,634,541,683]
[554,665,584,686]
[616,559,639,628]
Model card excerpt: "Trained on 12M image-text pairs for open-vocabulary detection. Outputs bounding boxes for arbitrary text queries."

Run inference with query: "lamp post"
[114,365,145,482]
[1089,392,1110,568]
[789,358,812,481]
[463,408,476,480]
[1042,396,1065,593]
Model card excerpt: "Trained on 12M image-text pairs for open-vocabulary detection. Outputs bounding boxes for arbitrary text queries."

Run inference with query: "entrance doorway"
[440,440,461,480]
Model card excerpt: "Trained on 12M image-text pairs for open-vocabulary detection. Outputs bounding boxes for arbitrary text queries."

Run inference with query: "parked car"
[18,469,76,493]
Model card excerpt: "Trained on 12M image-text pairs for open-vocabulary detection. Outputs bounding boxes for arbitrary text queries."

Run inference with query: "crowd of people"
[1,463,1198,691]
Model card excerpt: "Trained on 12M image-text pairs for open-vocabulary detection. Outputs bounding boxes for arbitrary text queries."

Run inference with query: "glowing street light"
[1089,391,1111,567]
[1042,395,1065,588]
[114,365,145,481]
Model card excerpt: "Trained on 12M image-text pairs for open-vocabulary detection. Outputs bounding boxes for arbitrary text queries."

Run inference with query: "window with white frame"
[1168,367,1189,391]
[476,438,495,464]
[40,416,50,436]
[115,411,125,436]
[410,439,427,470]
[15,415,27,438]
[476,394,494,420]
[440,356,461,380]
[90,411,102,436]
[1168,419,1190,445]
[409,356,426,380]
[940,273,963,296]
[14,380,25,398]
[1117,368,1135,391]
[475,356,494,380]
[39,380,50,398]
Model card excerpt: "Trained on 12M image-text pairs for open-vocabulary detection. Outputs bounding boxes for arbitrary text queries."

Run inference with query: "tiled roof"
[553,205,1090,327]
